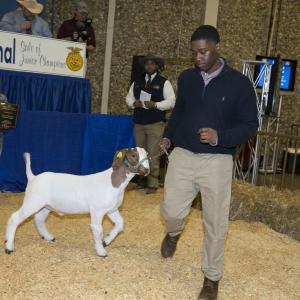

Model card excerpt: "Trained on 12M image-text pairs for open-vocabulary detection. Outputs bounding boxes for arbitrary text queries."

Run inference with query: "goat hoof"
[42,236,55,242]
[5,248,13,255]
[97,250,107,257]
[103,241,107,248]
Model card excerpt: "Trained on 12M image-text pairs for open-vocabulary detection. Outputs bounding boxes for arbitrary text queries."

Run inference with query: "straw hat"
[17,0,44,14]
[140,53,165,70]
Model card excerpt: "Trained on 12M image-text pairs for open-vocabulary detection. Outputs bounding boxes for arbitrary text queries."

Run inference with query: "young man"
[126,54,175,194]
[0,0,51,37]
[57,1,96,55]
[159,26,258,299]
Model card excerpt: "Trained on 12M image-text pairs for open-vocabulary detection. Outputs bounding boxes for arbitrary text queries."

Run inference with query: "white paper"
[140,91,151,109]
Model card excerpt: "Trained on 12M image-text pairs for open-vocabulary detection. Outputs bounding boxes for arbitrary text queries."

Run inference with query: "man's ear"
[215,43,220,52]
[111,149,128,170]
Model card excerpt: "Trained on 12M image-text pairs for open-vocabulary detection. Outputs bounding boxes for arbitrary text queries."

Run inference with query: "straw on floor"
[0,187,299,300]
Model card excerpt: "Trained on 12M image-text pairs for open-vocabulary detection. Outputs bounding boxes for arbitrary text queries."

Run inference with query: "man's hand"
[159,138,171,154]
[198,128,218,145]
[133,100,142,108]
[20,21,31,30]
[87,45,95,53]
[144,101,156,109]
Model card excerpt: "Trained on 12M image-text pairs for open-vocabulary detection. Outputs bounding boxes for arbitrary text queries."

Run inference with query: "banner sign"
[0,30,87,78]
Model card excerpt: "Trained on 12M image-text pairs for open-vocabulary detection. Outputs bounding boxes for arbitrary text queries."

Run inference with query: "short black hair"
[191,25,220,43]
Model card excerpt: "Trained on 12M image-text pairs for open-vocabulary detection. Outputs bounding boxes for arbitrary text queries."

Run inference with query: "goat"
[5,147,150,257]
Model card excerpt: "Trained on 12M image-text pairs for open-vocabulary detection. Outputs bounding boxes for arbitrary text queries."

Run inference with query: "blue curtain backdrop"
[81,114,135,174]
[0,70,91,113]
[0,111,135,192]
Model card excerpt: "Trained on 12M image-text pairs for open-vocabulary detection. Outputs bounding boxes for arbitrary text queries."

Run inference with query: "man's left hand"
[198,128,218,145]
[20,21,31,30]
[144,101,156,109]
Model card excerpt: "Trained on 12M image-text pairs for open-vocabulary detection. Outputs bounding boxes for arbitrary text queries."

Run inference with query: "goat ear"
[112,149,127,170]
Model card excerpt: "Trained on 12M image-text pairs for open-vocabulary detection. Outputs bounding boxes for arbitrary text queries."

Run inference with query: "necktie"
[145,74,151,92]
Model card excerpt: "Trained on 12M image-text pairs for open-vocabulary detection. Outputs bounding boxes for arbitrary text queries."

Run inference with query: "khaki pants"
[134,122,165,188]
[161,147,233,281]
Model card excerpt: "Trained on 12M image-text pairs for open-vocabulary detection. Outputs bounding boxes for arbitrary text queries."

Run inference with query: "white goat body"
[5,148,149,257]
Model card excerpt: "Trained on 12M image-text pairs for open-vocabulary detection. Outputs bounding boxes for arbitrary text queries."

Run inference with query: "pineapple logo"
[66,47,84,71]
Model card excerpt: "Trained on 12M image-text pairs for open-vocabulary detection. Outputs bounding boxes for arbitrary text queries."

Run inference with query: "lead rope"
[145,141,170,164]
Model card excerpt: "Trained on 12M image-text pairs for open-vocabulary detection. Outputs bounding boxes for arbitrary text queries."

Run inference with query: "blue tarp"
[0,111,134,192]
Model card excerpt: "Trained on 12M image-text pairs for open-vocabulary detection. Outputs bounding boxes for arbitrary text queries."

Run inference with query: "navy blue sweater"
[164,63,258,155]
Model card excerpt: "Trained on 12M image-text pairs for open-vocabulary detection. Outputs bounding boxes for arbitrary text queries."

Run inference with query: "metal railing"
[234,130,300,190]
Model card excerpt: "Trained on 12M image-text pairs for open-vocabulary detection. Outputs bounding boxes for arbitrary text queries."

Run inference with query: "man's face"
[22,6,35,20]
[191,39,220,73]
[74,11,88,22]
[144,60,158,75]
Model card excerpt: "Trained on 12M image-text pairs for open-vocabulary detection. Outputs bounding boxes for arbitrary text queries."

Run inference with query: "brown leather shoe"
[198,277,219,300]
[160,234,180,258]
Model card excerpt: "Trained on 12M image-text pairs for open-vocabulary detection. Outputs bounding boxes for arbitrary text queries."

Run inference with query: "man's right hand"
[159,138,171,154]
[20,21,31,30]
[72,32,79,41]
[133,100,142,108]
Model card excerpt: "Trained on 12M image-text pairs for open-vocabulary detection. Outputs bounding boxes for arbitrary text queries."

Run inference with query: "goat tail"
[23,152,34,181]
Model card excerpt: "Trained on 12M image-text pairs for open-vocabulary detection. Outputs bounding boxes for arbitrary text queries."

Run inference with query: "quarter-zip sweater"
[163,63,259,155]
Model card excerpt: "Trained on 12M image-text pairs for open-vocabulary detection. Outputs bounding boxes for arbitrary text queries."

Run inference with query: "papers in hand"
[140,91,151,109]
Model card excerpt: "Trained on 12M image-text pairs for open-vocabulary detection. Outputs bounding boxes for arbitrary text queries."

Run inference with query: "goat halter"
[124,156,149,172]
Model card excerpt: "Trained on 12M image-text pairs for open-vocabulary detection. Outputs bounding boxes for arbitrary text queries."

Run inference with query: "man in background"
[126,54,175,194]
[57,1,96,56]
[0,0,51,37]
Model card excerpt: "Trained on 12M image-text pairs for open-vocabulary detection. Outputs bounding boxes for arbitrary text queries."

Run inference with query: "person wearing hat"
[57,1,96,55]
[126,54,176,194]
[0,0,51,37]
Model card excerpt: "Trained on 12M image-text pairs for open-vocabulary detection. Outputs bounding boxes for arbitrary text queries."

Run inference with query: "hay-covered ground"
[0,187,299,300]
